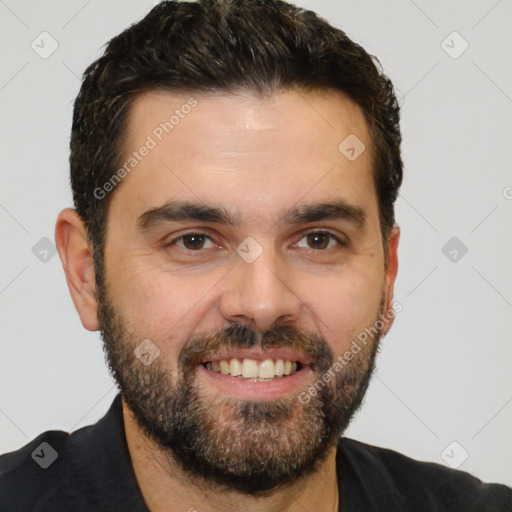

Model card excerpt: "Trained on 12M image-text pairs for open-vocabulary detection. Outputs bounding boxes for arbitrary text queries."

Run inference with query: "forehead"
[110,88,377,227]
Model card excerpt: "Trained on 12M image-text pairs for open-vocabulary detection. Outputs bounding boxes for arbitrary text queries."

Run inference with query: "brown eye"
[176,234,214,250]
[296,232,341,250]
[306,233,330,249]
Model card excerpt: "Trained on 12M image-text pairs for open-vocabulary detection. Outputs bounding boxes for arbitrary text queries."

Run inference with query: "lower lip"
[197,364,314,400]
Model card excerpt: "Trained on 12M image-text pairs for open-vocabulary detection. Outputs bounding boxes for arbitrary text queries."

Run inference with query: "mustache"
[178,323,334,373]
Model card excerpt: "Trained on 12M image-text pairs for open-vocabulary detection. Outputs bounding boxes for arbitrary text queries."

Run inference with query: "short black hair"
[70,0,402,279]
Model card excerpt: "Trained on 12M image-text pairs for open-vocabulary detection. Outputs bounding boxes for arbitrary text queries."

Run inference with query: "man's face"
[96,89,398,495]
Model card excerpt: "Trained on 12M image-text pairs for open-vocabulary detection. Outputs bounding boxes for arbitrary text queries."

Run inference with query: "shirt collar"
[67,393,149,511]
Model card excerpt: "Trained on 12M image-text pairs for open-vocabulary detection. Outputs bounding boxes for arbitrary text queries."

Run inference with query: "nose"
[219,249,302,332]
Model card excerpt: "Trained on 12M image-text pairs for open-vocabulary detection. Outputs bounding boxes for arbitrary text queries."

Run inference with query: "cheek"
[297,267,384,354]
[106,258,226,343]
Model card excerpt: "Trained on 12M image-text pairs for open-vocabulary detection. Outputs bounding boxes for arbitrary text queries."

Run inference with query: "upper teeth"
[205,358,298,379]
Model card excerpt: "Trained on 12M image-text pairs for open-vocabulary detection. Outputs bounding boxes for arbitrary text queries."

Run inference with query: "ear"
[55,208,99,331]
[381,224,400,336]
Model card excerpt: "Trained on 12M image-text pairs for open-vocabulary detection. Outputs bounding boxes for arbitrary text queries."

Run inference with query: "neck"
[122,401,340,512]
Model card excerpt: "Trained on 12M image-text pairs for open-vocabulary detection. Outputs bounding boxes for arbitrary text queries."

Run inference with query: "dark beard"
[98,295,382,496]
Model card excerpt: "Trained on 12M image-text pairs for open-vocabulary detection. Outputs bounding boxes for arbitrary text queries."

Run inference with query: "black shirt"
[1,394,510,511]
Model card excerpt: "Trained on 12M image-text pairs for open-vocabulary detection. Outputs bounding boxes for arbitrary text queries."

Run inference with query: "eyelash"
[170,233,216,251]
[296,230,347,250]
[165,230,348,252]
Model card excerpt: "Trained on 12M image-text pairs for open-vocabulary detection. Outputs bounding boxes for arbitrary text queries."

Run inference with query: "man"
[1,0,510,510]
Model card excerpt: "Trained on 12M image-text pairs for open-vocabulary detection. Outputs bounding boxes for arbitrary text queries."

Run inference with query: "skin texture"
[56,89,400,512]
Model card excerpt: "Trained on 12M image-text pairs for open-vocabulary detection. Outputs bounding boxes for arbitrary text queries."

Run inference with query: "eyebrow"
[137,200,235,231]
[284,200,367,228]
[137,198,367,232]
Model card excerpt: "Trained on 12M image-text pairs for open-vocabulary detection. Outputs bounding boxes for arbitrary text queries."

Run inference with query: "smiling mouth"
[201,357,306,382]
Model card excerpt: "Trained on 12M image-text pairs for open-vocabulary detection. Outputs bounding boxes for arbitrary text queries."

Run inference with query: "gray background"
[1,0,511,486]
